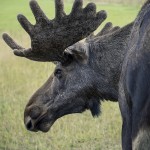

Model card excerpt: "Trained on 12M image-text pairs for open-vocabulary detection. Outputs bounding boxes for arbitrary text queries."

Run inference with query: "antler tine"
[17,14,34,36]
[71,0,83,17]
[96,22,113,36]
[85,22,112,42]
[17,0,49,36]
[2,33,34,58]
[2,33,23,49]
[55,0,66,19]
[83,3,96,18]
[85,22,120,42]
[30,0,49,23]
[96,11,107,24]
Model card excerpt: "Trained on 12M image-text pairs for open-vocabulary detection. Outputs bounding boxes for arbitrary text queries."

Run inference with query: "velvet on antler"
[3,0,107,62]
[85,22,120,42]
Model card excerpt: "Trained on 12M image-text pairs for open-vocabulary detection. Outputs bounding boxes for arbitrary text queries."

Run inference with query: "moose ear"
[71,49,88,64]
[66,42,89,64]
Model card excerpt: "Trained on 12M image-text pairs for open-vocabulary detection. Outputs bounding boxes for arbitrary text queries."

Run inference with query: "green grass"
[0,0,140,149]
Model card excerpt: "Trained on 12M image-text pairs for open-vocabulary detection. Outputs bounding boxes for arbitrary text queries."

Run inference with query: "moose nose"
[26,118,33,130]
[24,106,42,131]
[25,117,36,131]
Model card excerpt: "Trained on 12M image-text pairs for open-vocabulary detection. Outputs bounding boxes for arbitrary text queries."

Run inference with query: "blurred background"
[0,0,142,149]
[63,0,145,5]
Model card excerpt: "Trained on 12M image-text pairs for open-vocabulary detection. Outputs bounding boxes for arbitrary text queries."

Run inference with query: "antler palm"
[3,0,107,62]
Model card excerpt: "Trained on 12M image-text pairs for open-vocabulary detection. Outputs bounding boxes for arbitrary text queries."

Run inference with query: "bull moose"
[2,0,150,149]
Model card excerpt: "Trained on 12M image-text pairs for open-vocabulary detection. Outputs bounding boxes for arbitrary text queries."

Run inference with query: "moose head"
[3,0,133,132]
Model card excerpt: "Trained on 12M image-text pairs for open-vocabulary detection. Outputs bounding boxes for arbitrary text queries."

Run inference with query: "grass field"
[0,0,140,150]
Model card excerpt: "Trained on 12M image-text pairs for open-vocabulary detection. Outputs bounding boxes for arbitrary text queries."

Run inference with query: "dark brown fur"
[119,0,150,149]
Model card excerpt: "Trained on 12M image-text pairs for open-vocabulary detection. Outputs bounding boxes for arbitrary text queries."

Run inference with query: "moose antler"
[2,0,107,62]
[85,22,120,42]
[96,22,120,36]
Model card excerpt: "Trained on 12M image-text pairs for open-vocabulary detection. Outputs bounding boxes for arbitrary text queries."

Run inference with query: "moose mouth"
[24,100,87,133]
[25,114,55,133]
[35,121,54,132]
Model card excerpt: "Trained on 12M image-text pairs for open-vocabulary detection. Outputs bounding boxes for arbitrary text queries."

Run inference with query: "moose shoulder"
[119,0,150,149]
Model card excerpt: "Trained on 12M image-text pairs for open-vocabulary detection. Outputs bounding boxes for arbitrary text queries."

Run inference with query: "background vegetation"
[62,0,145,5]
[0,0,140,149]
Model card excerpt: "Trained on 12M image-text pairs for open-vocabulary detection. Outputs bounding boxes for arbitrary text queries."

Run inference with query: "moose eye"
[54,69,62,79]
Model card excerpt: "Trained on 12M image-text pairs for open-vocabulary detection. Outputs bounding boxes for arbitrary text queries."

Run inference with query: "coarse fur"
[133,128,150,150]
[119,0,150,149]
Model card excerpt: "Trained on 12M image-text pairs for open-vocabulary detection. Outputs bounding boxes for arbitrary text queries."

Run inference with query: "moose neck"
[89,22,134,101]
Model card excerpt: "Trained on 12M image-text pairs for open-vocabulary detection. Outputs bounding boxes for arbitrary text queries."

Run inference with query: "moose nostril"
[26,119,33,130]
